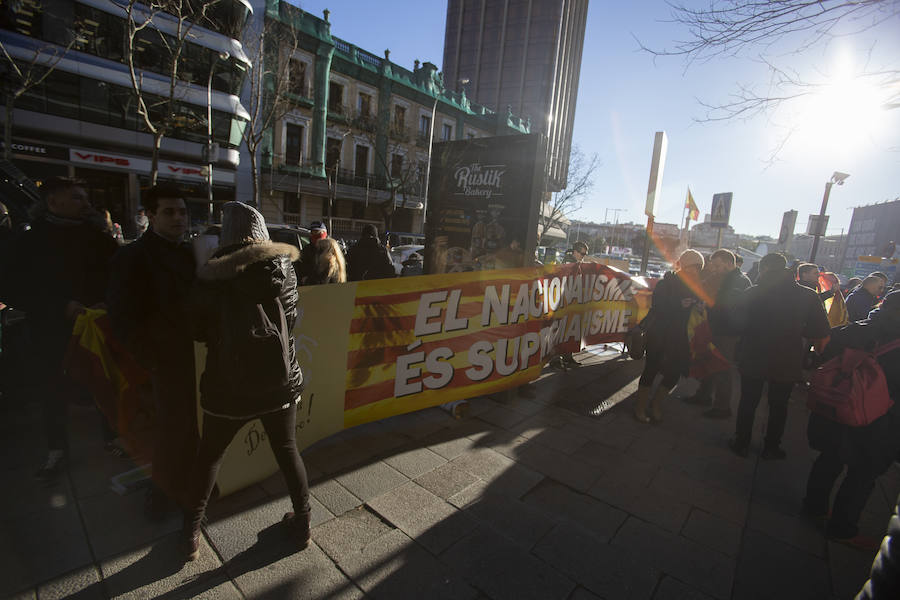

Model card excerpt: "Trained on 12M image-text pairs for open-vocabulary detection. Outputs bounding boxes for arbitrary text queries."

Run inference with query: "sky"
[293,0,900,238]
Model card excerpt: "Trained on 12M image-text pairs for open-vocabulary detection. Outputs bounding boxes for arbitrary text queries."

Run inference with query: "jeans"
[805,449,877,538]
[151,368,199,506]
[734,376,794,449]
[185,403,309,534]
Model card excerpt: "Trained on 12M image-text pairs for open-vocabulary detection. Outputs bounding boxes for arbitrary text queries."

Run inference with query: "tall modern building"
[442,0,588,191]
[839,198,900,276]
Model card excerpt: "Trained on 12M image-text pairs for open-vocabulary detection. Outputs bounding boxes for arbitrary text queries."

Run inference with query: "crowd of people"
[633,244,900,558]
[2,181,900,587]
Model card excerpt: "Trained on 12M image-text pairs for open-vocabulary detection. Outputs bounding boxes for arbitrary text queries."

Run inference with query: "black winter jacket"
[645,271,698,375]
[193,241,303,418]
[708,267,752,335]
[0,216,118,365]
[807,312,900,475]
[857,493,900,599]
[733,269,830,383]
[348,236,395,281]
[106,229,196,372]
[847,287,878,322]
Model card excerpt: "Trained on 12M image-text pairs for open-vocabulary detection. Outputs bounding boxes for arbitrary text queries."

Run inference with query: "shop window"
[285,123,304,166]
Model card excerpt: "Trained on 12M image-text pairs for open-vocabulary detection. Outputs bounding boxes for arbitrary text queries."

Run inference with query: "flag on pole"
[685,188,700,221]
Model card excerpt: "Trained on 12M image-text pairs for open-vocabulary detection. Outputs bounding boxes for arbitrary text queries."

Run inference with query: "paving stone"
[460,492,556,548]
[450,447,518,482]
[681,508,742,557]
[746,501,825,558]
[476,405,532,429]
[732,529,830,600]
[613,518,734,599]
[378,408,454,439]
[446,459,544,505]
[200,495,285,562]
[652,576,715,600]
[466,428,531,460]
[827,540,879,600]
[100,533,234,600]
[522,479,628,540]
[424,428,481,461]
[79,490,181,560]
[589,478,691,534]
[337,528,478,600]
[0,461,75,520]
[516,443,600,492]
[0,504,93,594]
[383,447,448,479]
[335,461,409,502]
[648,469,749,525]
[204,484,270,522]
[35,565,103,600]
[368,481,476,554]
[415,462,481,500]
[568,587,603,600]
[587,449,660,488]
[310,478,362,516]
[533,521,658,599]
[442,528,576,600]
[231,541,363,599]
[312,506,395,561]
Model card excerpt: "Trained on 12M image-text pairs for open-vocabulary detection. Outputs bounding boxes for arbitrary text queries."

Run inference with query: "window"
[289,60,307,96]
[390,153,403,179]
[441,123,453,141]
[393,105,406,131]
[354,145,369,177]
[283,192,300,215]
[358,92,372,117]
[329,82,345,114]
[419,115,431,137]
[285,123,304,166]
[326,137,342,170]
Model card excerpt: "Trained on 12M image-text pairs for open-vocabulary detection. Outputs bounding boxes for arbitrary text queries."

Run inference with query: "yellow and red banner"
[685,188,700,221]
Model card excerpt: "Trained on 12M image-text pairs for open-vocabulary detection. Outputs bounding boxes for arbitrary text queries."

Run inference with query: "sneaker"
[760,447,787,460]
[35,450,66,481]
[728,438,749,458]
[549,357,567,370]
[561,355,581,368]
[829,534,881,552]
[682,394,710,406]
[702,407,732,419]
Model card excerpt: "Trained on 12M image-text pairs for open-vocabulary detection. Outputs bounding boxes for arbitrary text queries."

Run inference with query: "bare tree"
[638,1,899,134]
[0,14,83,159]
[241,16,299,208]
[123,0,217,184]
[539,146,600,245]
[362,123,424,232]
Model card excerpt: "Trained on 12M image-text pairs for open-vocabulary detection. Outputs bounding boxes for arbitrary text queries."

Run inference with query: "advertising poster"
[778,210,798,245]
[710,192,733,227]
[855,256,898,280]
[425,134,546,274]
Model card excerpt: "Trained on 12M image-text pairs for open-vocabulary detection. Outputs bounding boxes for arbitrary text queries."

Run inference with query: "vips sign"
[210,262,651,495]
[425,134,546,273]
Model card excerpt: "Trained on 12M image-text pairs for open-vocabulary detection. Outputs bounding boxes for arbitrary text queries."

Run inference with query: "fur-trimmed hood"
[198,241,299,281]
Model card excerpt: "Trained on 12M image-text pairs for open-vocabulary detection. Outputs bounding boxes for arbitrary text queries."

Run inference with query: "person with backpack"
[803,290,900,550]
[181,202,310,562]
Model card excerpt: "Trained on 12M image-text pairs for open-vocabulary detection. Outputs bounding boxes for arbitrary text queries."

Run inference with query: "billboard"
[425,134,546,274]
[807,214,829,236]
[854,256,898,281]
[778,210,798,245]
[710,193,732,227]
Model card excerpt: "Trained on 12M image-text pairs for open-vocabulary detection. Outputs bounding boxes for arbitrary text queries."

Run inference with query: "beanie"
[220,201,269,247]
[309,220,327,242]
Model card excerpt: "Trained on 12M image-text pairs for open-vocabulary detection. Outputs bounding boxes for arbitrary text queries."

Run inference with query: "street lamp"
[206,51,230,224]
[809,171,849,262]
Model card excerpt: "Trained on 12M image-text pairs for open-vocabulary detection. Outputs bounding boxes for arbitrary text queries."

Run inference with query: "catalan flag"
[685,187,700,221]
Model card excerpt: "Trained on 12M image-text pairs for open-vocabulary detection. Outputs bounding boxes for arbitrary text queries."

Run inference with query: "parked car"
[386,231,425,248]
[390,244,425,275]
[196,223,311,269]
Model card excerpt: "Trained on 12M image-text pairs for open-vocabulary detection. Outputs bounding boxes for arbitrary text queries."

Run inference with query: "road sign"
[710,192,732,228]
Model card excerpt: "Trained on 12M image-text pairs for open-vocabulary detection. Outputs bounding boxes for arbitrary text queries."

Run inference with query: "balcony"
[327,103,350,123]
[389,124,410,142]
[353,113,376,132]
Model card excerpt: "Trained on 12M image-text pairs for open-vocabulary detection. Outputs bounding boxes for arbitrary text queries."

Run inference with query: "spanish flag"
[819,273,849,327]
[687,303,730,379]
[685,188,700,221]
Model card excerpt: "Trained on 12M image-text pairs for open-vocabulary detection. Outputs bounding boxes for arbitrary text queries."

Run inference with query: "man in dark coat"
[106,184,198,516]
[348,224,396,281]
[729,253,831,459]
[804,291,900,550]
[0,177,119,480]
[684,249,752,418]
[847,276,885,321]
[297,220,327,285]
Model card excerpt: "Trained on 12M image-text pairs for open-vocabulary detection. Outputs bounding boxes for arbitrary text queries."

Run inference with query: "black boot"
[282,511,311,549]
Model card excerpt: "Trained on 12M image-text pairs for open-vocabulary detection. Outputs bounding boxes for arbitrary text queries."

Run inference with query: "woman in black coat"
[181,202,310,561]
[633,249,704,423]
[803,291,900,550]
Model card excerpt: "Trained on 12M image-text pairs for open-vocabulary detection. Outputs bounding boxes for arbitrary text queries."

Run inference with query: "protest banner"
[212,262,650,495]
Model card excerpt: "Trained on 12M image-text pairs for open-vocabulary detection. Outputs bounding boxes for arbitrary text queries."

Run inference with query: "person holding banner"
[634,249,704,423]
[181,202,310,562]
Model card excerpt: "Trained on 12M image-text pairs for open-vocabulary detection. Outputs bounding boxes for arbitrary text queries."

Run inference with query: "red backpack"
[807,340,900,426]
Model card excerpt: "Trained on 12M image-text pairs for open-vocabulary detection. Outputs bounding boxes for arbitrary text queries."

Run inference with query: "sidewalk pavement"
[3,346,898,599]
